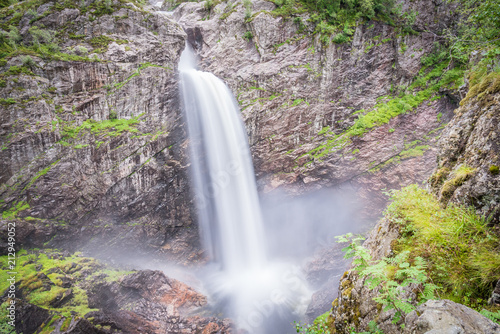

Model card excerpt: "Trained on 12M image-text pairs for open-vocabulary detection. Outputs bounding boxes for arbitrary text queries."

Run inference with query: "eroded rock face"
[173,0,458,221]
[0,0,201,263]
[430,91,500,223]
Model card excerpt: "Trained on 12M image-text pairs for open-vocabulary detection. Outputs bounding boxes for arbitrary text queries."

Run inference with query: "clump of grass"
[461,70,500,106]
[386,185,500,309]
[440,165,476,199]
[429,167,450,187]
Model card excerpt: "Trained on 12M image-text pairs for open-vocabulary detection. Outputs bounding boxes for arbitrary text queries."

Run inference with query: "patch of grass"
[304,61,464,161]
[1,200,30,219]
[59,115,142,144]
[23,159,60,191]
[0,97,15,105]
[386,185,500,309]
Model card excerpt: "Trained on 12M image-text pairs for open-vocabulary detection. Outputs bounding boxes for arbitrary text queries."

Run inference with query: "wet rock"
[0,0,200,264]
[14,300,51,334]
[404,299,500,334]
[173,0,459,224]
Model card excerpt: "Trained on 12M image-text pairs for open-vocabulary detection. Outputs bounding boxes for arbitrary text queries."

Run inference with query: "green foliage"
[243,0,252,20]
[490,165,500,175]
[220,2,237,20]
[338,233,438,325]
[0,97,16,105]
[243,31,253,41]
[29,26,54,46]
[295,314,329,333]
[0,249,132,318]
[445,0,500,66]
[109,110,117,120]
[20,55,35,67]
[386,185,500,309]
[0,0,16,9]
[305,59,464,161]
[480,309,500,324]
[440,165,475,199]
[1,200,29,219]
[0,302,15,333]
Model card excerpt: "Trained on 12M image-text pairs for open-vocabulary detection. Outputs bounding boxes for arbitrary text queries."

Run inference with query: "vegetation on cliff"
[0,249,132,332]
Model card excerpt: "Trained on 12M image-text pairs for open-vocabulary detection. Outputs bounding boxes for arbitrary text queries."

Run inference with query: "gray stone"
[404,299,500,334]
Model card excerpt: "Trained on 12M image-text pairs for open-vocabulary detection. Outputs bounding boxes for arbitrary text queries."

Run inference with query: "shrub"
[7,25,21,46]
[243,31,253,41]
[29,26,53,45]
[21,55,36,67]
[109,110,118,120]
[337,233,438,326]
[332,32,348,44]
[243,0,252,20]
[77,46,88,54]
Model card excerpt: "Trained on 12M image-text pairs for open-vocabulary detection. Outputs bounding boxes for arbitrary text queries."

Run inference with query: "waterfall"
[179,44,310,333]
[179,44,267,272]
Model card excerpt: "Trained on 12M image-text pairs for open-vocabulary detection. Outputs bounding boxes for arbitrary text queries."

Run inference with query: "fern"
[338,234,439,327]
[480,309,500,324]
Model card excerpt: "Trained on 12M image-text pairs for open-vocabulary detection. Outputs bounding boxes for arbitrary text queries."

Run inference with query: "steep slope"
[173,0,461,217]
[0,0,199,263]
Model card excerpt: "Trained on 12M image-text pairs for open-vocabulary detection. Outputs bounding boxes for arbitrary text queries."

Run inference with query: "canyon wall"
[0,0,201,263]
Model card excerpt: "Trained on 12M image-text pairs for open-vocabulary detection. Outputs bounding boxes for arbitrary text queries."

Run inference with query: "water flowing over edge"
[179,43,312,333]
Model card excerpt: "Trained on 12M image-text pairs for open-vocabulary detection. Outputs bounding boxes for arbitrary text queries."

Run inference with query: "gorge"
[0,0,499,333]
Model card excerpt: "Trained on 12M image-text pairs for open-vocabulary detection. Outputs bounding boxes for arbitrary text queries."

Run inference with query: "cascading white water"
[179,44,311,333]
[179,44,267,272]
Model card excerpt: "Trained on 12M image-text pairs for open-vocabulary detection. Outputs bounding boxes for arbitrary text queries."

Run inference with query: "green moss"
[430,167,450,187]
[490,165,499,175]
[23,159,60,191]
[60,315,72,331]
[0,97,15,105]
[88,34,127,50]
[1,200,30,219]
[0,249,133,317]
[387,185,500,309]
[461,70,500,106]
[441,165,476,199]
[305,62,465,161]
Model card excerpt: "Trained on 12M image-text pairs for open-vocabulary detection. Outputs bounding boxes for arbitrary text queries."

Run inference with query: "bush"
[21,55,35,67]
[7,25,21,46]
[332,32,348,44]
[243,0,252,20]
[243,31,253,41]
[337,233,438,326]
[29,26,53,45]
[77,46,88,54]
[109,110,118,120]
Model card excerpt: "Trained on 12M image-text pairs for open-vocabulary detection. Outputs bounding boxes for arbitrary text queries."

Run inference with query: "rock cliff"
[173,0,459,218]
[0,0,200,263]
